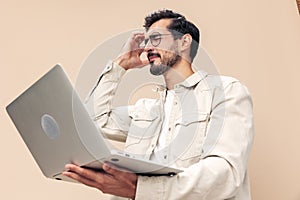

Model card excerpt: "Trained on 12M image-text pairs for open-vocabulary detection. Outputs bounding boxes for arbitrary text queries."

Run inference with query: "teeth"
[149,56,158,61]
[148,54,159,60]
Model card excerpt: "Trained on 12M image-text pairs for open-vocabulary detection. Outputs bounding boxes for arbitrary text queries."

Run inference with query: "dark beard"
[150,54,181,76]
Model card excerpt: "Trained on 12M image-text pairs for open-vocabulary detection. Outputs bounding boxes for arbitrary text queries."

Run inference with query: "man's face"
[144,19,181,76]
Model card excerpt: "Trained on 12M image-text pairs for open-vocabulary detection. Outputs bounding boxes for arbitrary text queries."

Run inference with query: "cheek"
[162,50,177,61]
[162,44,178,56]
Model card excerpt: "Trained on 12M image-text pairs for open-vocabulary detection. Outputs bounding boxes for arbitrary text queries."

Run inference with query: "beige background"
[1,1,300,199]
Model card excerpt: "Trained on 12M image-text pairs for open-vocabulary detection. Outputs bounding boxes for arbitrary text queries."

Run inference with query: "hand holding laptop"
[63,163,137,199]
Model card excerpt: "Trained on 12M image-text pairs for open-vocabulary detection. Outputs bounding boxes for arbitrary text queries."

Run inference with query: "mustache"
[147,52,161,59]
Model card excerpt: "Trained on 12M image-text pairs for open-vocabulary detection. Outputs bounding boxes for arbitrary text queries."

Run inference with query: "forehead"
[147,19,172,34]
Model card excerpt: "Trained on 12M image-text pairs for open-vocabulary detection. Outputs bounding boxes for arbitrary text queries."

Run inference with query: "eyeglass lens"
[140,32,162,47]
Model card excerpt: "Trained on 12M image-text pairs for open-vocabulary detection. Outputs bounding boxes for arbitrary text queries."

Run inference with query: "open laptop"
[6,64,182,183]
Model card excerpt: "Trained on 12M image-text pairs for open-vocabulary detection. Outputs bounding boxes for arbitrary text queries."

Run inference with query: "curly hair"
[144,9,200,62]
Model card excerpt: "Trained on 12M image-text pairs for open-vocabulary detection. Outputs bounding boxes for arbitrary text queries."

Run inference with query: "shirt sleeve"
[85,61,132,142]
[135,81,254,200]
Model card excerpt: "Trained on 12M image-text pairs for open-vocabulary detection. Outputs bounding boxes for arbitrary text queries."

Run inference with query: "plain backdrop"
[1,1,300,199]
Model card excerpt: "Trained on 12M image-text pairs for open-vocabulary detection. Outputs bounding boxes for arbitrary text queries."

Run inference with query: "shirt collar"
[153,70,209,95]
[175,70,209,89]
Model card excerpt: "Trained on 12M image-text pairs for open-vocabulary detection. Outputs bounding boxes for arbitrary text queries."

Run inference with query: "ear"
[180,34,192,51]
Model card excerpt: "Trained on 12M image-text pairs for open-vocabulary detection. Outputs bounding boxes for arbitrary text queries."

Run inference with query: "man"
[63,9,254,200]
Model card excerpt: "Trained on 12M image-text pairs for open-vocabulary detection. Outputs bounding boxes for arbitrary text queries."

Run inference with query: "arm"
[85,61,130,142]
[85,32,149,142]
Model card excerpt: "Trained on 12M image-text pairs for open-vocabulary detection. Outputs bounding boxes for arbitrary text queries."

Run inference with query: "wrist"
[114,56,129,70]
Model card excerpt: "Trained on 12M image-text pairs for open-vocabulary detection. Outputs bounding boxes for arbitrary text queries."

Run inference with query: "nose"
[143,40,154,52]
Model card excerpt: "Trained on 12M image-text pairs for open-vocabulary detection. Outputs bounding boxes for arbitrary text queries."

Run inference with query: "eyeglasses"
[140,32,175,47]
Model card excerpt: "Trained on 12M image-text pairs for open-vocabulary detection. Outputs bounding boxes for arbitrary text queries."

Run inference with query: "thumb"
[137,59,149,68]
[103,163,137,185]
[103,163,126,175]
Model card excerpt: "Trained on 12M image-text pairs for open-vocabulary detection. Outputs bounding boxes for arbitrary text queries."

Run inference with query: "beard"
[149,51,181,76]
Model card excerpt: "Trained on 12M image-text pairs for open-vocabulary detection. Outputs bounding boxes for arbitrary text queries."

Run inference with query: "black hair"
[144,9,200,62]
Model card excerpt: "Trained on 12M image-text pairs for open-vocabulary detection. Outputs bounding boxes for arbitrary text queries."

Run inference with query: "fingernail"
[103,163,110,171]
[62,171,68,176]
[64,164,72,171]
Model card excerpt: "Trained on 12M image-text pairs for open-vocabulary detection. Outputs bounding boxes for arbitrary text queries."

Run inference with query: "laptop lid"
[6,65,111,179]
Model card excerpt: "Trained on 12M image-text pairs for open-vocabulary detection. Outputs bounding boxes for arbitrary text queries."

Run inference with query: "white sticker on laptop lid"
[41,114,60,140]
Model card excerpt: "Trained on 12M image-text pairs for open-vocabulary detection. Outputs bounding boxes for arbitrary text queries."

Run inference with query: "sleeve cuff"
[135,176,166,200]
[101,60,126,81]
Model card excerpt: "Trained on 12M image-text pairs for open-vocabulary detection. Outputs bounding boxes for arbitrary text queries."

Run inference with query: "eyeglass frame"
[140,31,180,48]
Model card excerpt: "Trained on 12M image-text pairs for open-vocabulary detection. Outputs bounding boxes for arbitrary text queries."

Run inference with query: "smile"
[147,52,161,63]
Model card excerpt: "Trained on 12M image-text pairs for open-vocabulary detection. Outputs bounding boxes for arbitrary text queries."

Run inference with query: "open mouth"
[147,52,161,63]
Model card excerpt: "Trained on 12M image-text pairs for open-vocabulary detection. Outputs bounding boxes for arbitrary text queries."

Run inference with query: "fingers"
[64,164,95,180]
[62,170,100,188]
[63,163,129,181]
[132,32,145,43]
[63,164,110,189]
[62,163,137,198]
[115,31,150,70]
[127,32,145,50]
[102,163,123,175]
[131,32,145,41]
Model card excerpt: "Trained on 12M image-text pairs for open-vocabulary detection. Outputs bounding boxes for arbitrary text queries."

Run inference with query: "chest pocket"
[125,110,159,156]
[128,110,158,138]
[173,112,209,167]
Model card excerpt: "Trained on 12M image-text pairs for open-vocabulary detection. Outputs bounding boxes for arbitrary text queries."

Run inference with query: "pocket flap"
[176,112,209,126]
[130,110,158,121]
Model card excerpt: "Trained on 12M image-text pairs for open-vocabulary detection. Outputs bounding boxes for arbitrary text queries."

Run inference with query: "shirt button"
[168,127,171,131]
[164,155,167,159]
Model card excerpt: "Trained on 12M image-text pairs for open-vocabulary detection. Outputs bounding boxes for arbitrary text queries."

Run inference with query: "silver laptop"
[6,64,182,183]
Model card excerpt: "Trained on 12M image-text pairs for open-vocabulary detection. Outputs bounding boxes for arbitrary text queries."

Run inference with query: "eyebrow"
[146,31,169,37]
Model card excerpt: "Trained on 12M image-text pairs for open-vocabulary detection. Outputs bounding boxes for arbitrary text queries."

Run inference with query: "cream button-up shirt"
[85,61,254,200]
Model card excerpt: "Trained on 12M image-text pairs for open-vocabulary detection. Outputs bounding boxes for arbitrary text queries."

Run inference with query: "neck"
[163,59,194,90]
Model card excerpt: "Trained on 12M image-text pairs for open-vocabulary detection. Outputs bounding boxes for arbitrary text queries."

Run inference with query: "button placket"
[164,93,179,162]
